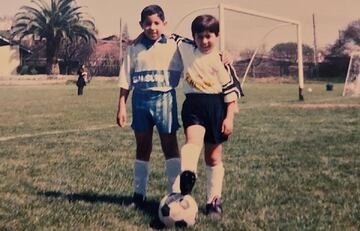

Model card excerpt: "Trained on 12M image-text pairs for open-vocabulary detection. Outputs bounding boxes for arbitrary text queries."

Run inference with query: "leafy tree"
[11,0,97,74]
[271,42,313,63]
[329,19,360,56]
[89,36,120,76]
[61,37,95,74]
[270,42,313,76]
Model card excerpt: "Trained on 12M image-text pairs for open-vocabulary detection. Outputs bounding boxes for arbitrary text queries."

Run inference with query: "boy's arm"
[225,64,244,97]
[222,101,236,136]
[119,46,132,90]
[116,88,129,127]
[117,46,132,127]
[222,64,244,102]
[171,33,195,46]
[219,63,244,114]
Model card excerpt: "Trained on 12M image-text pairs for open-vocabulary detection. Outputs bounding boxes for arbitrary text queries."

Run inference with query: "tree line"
[10,0,360,77]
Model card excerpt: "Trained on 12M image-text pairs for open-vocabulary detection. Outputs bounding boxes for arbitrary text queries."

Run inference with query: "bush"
[16,65,39,75]
[17,65,29,75]
[30,67,38,75]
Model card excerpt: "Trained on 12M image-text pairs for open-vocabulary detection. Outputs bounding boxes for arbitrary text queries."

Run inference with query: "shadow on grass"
[37,190,165,229]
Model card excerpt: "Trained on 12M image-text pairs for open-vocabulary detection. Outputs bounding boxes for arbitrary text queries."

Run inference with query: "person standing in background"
[76,64,87,96]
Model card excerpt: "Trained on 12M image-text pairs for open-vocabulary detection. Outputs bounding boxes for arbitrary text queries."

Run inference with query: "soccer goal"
[173,3,305,101]
[343,52,360,96]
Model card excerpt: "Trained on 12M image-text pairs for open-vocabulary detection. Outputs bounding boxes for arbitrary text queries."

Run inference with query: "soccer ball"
[158,193,198,228]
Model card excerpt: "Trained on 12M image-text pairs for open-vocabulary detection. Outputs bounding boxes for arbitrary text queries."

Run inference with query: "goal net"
[343,52,360,96]
[172,3,305,100]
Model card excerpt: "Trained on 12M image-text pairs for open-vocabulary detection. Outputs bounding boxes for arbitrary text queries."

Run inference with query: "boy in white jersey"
[175,15,241,220]
[116,5,183,208]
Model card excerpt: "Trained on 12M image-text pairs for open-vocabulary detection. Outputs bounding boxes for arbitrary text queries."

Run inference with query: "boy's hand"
[221,117,233,136]
[220,51,233,65]
[116,108,127,127]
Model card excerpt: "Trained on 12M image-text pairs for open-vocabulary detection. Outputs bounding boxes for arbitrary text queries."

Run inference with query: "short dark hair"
[140,5,165,23]
[191,15,219,38]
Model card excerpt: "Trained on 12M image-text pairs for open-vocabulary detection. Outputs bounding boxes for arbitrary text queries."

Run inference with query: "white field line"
[0,124,118,142]
[1,97,357,142]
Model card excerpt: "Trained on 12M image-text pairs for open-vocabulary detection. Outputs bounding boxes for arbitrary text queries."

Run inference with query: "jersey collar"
[140,34,167,49]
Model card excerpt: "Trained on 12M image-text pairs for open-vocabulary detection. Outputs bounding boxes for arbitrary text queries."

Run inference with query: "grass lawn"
[0,79,359,230]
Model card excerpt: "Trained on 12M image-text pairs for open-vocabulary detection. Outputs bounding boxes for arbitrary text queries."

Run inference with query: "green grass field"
[0,79,359,230]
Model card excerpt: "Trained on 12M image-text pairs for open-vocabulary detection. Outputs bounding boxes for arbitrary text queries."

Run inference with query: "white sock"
[173,143,202,189]
[206,162,224,203]
[133,160,149,197]
[165,158,181,193]
[181,143,202,173]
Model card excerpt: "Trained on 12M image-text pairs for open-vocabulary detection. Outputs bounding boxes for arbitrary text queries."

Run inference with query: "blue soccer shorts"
[131,89,180,134]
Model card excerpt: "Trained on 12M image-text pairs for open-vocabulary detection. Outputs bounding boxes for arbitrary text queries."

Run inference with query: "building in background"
[0,17,32,76]
[0,30,31,76]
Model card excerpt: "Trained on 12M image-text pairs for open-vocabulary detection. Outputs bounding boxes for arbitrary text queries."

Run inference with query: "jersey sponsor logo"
[185,72,214,91]
[131,70,181,89]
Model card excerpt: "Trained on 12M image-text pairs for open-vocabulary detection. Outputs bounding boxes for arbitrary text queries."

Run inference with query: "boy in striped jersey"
[174,15,242,220]
[116,5,183,208]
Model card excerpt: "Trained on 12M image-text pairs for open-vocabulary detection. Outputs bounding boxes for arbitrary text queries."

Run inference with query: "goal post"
[343,52,360,97]
[173,3,305,101]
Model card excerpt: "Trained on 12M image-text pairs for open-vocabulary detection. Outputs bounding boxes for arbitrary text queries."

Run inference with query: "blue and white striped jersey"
[119,34,183,92]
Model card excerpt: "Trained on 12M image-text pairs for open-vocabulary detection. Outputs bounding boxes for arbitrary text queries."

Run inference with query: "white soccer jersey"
[176,38,239,103]
[119,35,183,92]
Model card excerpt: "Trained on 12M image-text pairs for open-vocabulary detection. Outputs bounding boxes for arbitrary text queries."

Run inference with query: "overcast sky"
[2,0,360,52]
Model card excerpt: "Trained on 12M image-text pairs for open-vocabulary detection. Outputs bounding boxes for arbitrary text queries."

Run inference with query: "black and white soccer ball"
[158,193,198,228]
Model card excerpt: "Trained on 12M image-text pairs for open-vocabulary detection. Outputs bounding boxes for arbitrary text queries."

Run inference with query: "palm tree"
[11,0,97,74]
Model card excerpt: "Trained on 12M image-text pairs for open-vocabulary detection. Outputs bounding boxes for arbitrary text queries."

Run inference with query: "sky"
[1,0,360,53]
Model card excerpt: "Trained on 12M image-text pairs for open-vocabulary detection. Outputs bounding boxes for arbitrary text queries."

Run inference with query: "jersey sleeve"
[172,33,195,48]
[221,63,244,102]
[118,46,133,90]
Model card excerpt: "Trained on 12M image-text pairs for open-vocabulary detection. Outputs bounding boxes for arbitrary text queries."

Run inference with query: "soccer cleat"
[128,192,146,208]
[180,170,196,195]
[205,196,223,220]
